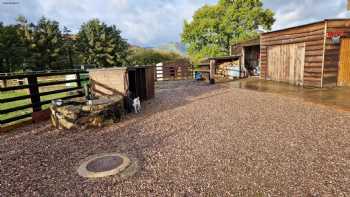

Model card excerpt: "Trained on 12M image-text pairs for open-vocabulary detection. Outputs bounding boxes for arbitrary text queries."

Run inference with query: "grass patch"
[0,91,32,122]
[1,75,88,125]
[0,89,76,122]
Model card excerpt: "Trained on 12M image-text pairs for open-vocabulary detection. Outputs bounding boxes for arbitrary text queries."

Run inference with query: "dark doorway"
[128,68,147,100]
[244,45,260,75]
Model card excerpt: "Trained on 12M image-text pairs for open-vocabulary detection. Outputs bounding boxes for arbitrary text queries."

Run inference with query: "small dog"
[132,97,141,113]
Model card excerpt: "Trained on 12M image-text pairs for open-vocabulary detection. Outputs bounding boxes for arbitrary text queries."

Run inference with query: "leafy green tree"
[17,16,64,70]
[62,26,77,68]
[181,0,275,60]
[127,47,181,65]
[77,19,128,68]
[0,23,26,72]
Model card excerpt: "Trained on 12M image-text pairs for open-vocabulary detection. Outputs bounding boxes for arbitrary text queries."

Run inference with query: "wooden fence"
[156,59,193,81]
[0,70,88,126]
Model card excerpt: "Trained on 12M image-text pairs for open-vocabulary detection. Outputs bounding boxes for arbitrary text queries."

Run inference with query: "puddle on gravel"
[226,79,350,112]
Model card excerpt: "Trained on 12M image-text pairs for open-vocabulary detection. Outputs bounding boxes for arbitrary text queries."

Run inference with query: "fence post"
[1,79,7,88]
[27,75,41,112]
[209,59,216,84]
[76,72,81,87]
[75,72,83,96]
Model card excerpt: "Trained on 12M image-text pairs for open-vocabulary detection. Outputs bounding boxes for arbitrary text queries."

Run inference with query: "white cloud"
[0,0,349,46]
[264,0,350,31]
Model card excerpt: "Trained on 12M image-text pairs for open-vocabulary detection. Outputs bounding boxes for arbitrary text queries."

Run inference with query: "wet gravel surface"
[1,80,350,196]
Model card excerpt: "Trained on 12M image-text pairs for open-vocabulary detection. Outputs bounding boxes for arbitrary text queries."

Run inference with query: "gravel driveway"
[1,80,350,196]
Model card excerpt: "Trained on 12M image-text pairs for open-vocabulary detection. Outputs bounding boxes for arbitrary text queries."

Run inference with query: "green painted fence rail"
[0,70,89,126]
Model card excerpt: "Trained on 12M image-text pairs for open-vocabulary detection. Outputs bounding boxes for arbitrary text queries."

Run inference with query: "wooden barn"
[260,19,350,87]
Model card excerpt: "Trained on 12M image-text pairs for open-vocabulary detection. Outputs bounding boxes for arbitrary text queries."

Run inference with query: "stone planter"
[50,96,124,129]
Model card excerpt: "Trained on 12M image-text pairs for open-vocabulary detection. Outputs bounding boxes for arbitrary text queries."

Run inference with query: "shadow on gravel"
[0,112,187,195]
[142,80,226,115]
[0,80,226,195]
[1,80,222,138]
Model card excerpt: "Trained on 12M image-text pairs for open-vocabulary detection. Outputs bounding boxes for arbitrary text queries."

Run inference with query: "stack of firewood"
[216,60,241,79]
[216,62,234,77]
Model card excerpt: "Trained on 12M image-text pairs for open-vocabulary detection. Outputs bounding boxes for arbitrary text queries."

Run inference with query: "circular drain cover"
[77,153,131,178]
[86,156,123,172]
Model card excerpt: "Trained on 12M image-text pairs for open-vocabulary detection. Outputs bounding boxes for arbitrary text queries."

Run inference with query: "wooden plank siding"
[323,20,350,86]
[261,19,350,87]
[267,43,305,85]
[260,21,325,87]
[145,66,155,99]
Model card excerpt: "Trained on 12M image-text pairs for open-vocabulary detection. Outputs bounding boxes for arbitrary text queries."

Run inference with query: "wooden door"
[267,43,305,85]
[291,43,305,86]
[338,38,350,86]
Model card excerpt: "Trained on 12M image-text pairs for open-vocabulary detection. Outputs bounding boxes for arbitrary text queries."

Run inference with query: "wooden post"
[209,59,216,84]
[1,79,7,88]
[75,72,83,96]
[241,47,245,78]
[76,72,82,88]
[320,21,328,88]
[27,75,41,112]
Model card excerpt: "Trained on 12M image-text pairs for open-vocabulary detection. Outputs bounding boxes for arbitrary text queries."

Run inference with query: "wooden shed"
[260,19,350,87]
[89,66,155,101]
[205,55,242,83]
[89,67,129,96]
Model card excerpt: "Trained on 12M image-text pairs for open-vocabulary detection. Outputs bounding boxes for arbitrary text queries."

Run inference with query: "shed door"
[267,43,305,86]
[338,38,350,86]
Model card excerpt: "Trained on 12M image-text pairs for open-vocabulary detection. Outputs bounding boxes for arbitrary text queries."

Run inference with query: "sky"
[0,0,349,47]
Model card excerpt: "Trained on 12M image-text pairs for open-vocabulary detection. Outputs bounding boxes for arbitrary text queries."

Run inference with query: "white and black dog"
[132,97,141,113]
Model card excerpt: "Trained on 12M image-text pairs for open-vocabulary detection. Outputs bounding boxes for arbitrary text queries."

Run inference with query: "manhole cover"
[77,153,131,178]
[86,156,123,172]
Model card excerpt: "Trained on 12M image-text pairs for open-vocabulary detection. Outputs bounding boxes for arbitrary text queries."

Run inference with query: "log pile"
[216,60,241,79]
[50,96,124,130]
[216,62,234,77]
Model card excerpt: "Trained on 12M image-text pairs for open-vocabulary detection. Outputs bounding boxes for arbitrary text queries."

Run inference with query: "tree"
[17,16,64,70]
[62,26,77,68]
[127,47,182,65]
[0,23,26,72]
[77,19,128,68]
[181,0,275,60]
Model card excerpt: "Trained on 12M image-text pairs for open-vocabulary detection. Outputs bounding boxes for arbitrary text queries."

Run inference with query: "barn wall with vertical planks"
[261,19,350,88]
[260,21,326,87]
